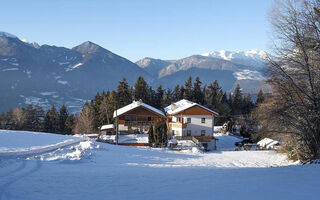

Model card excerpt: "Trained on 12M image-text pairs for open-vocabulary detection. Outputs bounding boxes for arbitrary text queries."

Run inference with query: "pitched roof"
[100,124,114,130]
[113,100,165,118]
[164,99,219,116]
[257,138,279,148]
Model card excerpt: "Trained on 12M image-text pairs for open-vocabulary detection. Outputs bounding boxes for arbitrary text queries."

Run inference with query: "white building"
[257,138,280,150]
[164,99,219,150]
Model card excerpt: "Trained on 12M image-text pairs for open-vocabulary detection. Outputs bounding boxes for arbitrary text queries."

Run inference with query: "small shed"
[192,136,218,151]
[100,124,114,135]
[257,138,280,150]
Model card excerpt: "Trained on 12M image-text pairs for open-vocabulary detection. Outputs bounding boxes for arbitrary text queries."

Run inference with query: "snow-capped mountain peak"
[201,50,232,61]
[201,50,267,69]
[136,57,154,68]
[31,42,40,49]
[202,50,267,61]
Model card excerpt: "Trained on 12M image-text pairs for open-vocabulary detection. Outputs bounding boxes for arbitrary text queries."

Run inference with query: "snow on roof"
[113,100,165,118]
[168,138,178,144]
[100,124,114,130]
[257,138,279,148]
[164,99,219,116]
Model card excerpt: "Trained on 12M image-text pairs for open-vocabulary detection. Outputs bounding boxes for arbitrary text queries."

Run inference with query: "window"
[172,117,176,122]
[202,143,208,149]
[187,130,191,136]
[125,116,130,121]
[187,118,191,123]
[201,118,206,123]
[171,130,175,136]
[148,116,152,121]
[177,117,181,123]
[201,130,206,136]
[133,115,137,121]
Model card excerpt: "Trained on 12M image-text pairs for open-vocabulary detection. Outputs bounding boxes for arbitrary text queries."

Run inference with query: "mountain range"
[0,31,269,113]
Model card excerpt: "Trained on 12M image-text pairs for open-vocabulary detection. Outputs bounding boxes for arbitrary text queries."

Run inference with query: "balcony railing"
[123,121,154,127]
[168,122,187,129]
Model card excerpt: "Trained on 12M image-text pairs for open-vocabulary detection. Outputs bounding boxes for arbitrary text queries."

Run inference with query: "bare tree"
[74,103,95,134]
[262,0,320,161]
[12,107,27,129]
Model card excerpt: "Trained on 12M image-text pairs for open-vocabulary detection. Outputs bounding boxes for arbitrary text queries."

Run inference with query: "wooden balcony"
[168,122,187,129]
[123,121,154,127]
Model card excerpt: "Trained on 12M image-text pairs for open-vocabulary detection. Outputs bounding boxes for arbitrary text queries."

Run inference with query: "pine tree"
[34,105,45,131]
[192,77,203,104]
[65,114,75,134]
[256,89,265,104]
[134,76,149,103]
[222,92,228,104]
[203,81,231,125]
[4,109,15,130]
[101,90,106,98]
[153,120,168,146]
[91,93,103,129]
[155,85,164,109]
[0,113,5,129]
[117,78,132,108]
[44,105,59,133]
[172,85,181,102]
[204,80,221,109]
[24,105,35,131]
[24,105,44,132]
[243,94,254,114]
[183,76,192,100]
[231,84,243,115]
[180,86,185,100]
[161,89,172,108]
[58,105,69,134]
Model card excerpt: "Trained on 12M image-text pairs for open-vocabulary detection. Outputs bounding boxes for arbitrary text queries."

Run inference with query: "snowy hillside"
[1,31,271,113]
[1,130,319,200]
[0,32,151,113]
[0,130,90,159]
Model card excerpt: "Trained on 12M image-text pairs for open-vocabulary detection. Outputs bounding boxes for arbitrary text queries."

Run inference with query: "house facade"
[165,99,219,138]
[165,99,219,150]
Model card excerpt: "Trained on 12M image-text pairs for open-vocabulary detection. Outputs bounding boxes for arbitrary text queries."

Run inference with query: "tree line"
[74,76,265,134]
[0,76,265,136]
[0,104,75,135]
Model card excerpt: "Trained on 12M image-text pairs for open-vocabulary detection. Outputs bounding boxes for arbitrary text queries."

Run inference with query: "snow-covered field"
[0,130,88,158]
[0,130,319,200]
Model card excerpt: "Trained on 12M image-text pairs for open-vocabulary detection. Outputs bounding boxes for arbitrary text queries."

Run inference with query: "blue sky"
[1,0,274,61]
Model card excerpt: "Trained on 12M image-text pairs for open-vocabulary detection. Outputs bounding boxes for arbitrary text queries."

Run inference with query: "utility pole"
[115,105,119,145]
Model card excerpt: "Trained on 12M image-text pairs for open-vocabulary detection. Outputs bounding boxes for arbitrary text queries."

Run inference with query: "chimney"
[137,99,142,105]
[171,103,177,110]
